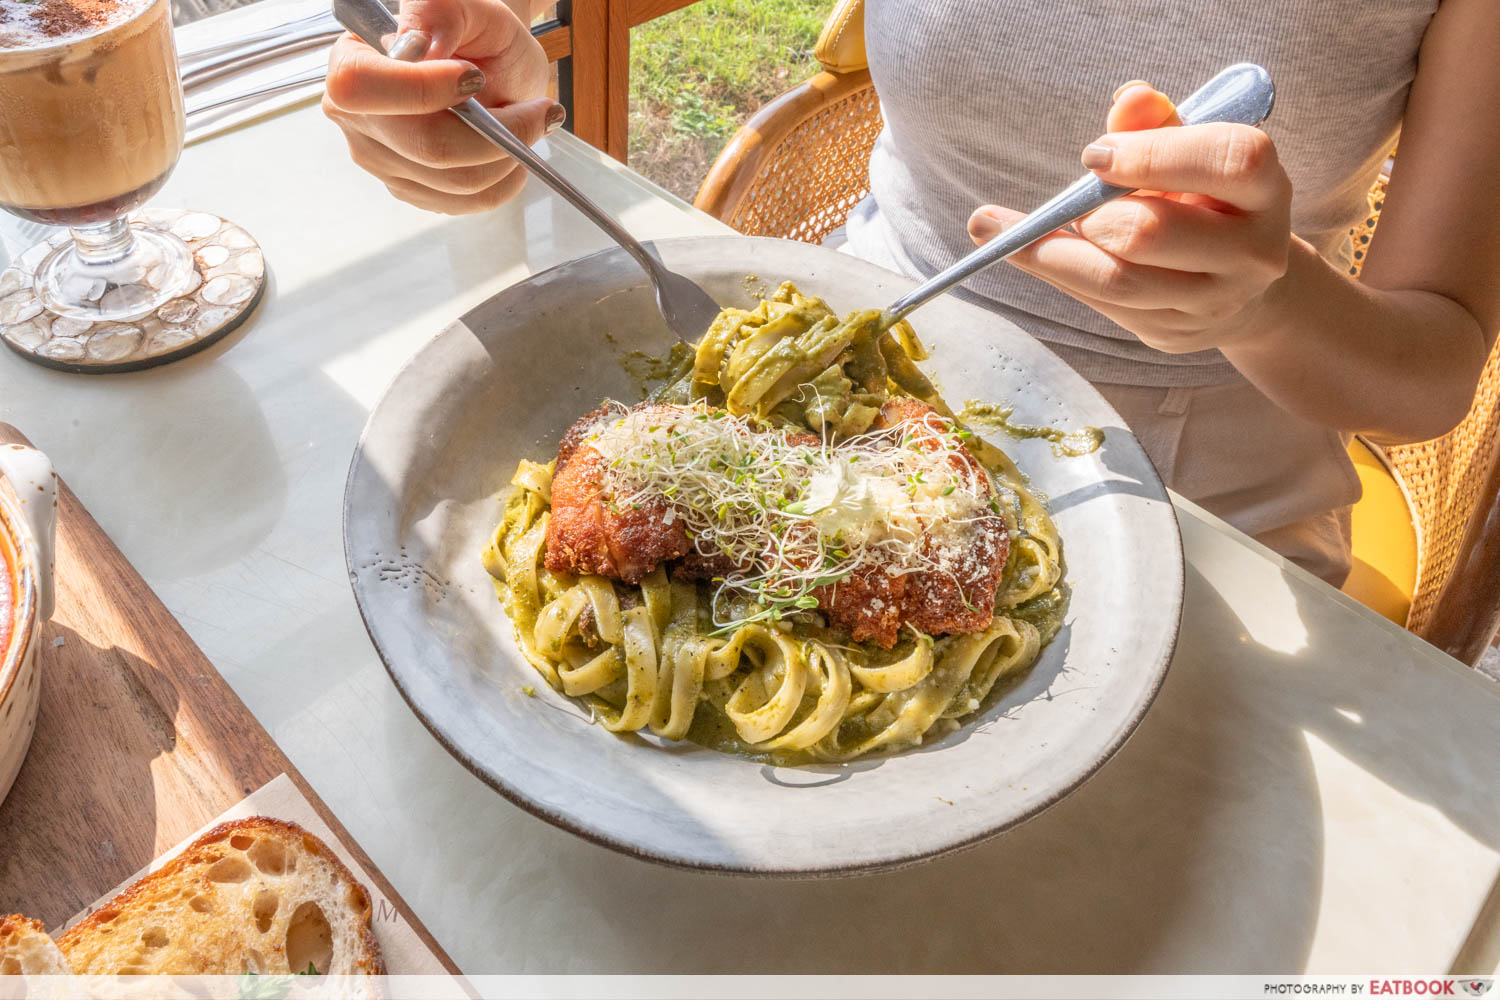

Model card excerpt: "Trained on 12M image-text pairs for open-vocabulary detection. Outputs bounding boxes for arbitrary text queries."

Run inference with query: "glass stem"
[69,217,135,267]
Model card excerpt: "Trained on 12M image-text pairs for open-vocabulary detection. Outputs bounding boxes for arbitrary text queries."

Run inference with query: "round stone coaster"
[0,208,265,374]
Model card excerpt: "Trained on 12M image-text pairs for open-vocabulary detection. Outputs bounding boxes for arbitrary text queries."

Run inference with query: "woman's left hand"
[968,83,1295,354]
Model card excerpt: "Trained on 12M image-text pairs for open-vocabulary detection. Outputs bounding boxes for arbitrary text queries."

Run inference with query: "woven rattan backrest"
[722,81,883,244]
[1350,178,1500,635]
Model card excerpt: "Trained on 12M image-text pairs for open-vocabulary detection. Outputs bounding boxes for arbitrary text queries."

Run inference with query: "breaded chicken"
[815,565,907,647]
[544,405,693,584]
[814,399,1010,647]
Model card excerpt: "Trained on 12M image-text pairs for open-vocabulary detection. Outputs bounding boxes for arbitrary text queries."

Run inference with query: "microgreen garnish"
[584,400,998,631]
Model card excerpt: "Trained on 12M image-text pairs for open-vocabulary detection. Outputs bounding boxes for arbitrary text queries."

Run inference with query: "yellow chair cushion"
[1342,437,1418,624]
[814,0,867,74]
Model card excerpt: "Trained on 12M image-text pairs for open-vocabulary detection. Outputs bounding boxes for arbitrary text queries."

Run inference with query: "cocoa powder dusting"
[32,0,116,38]
[0,0,131,45]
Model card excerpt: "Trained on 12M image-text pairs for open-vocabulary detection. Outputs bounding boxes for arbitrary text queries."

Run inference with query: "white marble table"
[2,37,1498,973]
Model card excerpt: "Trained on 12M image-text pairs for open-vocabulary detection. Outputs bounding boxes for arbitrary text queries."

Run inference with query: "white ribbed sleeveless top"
[844,0,1437,386]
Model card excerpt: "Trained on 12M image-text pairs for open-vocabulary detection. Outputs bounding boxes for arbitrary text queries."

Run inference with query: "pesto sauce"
[685,702,759,758]
[1006,586,1068,646]
[959,401,1103,458]
[602,334,694,400]
[685,703,823,767]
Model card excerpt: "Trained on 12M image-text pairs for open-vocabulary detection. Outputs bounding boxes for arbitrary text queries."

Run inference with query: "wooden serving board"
[0,423,457,972]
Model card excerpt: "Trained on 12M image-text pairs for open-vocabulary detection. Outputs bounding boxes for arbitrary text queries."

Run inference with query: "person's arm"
[968,0,1500,443]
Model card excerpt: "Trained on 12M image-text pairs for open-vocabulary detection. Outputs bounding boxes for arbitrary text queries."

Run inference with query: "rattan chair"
[694,0,1500,665]
[695,0,879,244]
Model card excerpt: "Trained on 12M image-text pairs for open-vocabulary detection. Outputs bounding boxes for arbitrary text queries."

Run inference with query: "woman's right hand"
[323,0,560,214]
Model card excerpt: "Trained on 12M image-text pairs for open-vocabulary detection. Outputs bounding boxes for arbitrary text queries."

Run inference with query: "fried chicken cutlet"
[813,399,1009,647]
[545,404,694,584]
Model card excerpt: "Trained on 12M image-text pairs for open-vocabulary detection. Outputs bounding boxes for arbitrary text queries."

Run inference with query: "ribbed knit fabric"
[845,0,1437,387]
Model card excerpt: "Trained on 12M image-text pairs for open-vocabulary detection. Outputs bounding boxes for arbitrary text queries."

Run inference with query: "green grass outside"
[628,0,829,201]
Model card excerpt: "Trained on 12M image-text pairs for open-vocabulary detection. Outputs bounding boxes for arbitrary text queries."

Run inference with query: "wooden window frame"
[545,0,701,162]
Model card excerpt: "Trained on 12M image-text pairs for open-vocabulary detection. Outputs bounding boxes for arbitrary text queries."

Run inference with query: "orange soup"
[0,534,13,660]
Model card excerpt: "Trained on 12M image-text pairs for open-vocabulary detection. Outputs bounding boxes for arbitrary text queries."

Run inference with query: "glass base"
[1,208,265,374]
[36,223,194,322]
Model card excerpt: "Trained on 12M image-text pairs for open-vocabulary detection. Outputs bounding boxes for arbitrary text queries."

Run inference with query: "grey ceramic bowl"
[344,236,1183,876]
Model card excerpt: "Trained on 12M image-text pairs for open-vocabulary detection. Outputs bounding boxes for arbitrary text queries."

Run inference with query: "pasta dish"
[482,283,1066,763]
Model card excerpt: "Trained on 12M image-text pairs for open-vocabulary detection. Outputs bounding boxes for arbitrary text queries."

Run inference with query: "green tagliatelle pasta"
[481,282,1067,764]
[667,282,939,435]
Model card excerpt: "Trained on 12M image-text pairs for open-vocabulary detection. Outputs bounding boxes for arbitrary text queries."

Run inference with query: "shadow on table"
[0,630,175,927]
[1273,554,1500,974]
[1277,581,1500,855]
[36,358,286,582]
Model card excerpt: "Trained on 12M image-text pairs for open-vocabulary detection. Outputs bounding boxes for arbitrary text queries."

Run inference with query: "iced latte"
[0,0,193,322]
[0,0,185,225]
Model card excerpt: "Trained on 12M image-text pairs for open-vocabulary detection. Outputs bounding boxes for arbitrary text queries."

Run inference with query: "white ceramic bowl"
[0,442,56,806]
[344,237,1184,875]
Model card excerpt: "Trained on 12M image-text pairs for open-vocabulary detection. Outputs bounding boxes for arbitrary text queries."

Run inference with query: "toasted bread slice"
[57,817,384,976]
[0,915,70,975]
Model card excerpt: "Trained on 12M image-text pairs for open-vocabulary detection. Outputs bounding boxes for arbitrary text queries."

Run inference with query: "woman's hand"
[967,83,1294,355]
[323,0,558,214]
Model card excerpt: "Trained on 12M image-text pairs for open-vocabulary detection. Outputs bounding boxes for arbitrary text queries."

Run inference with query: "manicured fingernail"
[968,210,1003,241]
[1113,79,1151,101]
[1082,142,1114,170]
[457,67,486,95]
[545,102,567,134]
[387,30,430,62]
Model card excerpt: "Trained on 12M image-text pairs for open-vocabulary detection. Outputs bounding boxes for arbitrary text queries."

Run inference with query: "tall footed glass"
[0,0,192,321]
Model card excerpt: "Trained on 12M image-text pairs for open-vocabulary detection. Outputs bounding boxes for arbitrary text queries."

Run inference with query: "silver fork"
[332,0,721,344]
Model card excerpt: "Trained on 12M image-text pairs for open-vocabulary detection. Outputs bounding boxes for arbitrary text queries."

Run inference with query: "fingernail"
[968,210,1003,241]
[457,67,486,95]
[387,30,430,62]
[1113,79,1151,101]
[545,102,567,134]
[1082,142,1114,170]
